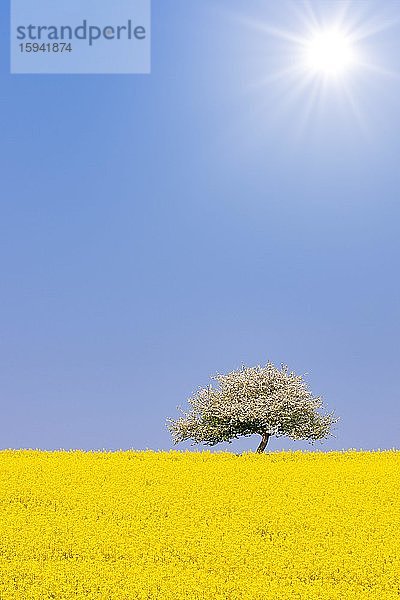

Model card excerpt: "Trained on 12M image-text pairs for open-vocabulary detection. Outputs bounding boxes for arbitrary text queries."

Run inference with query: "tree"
[166,362,339,453]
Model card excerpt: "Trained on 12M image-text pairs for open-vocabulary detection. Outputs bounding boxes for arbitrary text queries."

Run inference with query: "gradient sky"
[1,0,400,453]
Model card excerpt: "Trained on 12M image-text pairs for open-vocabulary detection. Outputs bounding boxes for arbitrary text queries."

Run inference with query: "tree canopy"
[167,362,339,452]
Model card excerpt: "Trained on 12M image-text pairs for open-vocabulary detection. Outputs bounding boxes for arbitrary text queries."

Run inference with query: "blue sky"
[1,0,399,453]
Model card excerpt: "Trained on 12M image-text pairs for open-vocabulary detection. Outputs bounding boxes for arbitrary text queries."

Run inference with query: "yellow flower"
[0,449,398,599]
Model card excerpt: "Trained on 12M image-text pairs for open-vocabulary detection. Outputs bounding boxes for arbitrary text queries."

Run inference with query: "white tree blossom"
[166,362,339,453]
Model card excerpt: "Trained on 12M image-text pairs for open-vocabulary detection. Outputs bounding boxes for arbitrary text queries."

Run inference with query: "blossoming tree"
[167,362,339,453]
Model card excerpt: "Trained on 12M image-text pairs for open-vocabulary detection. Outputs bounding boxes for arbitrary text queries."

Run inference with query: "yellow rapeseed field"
[0,450,399,599]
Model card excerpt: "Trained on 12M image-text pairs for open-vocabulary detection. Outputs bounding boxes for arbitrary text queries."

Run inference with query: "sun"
[303,30,357,78]
[227,2,397,140]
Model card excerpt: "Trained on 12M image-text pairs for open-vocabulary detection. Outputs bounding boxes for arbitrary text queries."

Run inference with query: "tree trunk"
[256,432,270,453]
